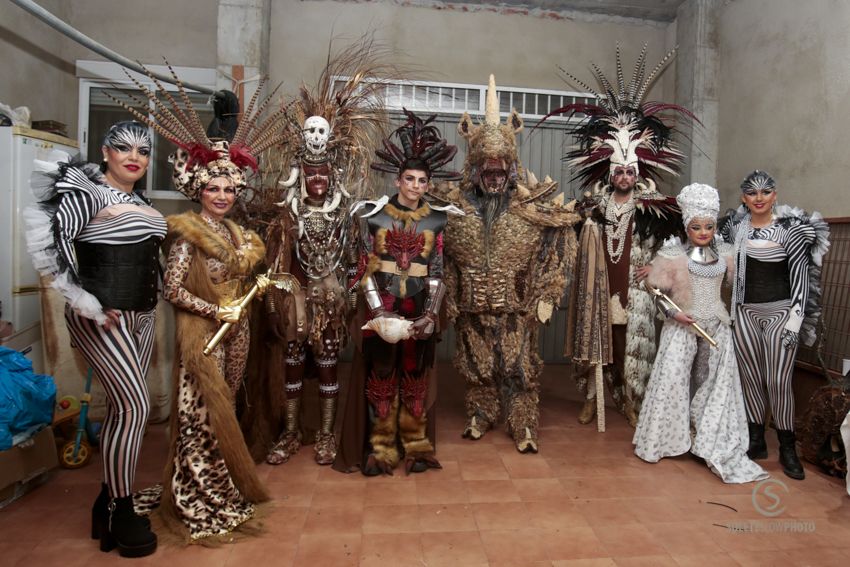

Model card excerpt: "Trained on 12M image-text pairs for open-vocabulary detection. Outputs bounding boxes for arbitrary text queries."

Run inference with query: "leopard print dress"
[136,213,259,541]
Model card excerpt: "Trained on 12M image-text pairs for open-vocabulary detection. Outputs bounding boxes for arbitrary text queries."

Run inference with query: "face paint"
[104,121,152,156]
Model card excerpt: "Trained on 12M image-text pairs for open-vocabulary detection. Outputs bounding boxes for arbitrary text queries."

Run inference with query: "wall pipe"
[9,0,219,95]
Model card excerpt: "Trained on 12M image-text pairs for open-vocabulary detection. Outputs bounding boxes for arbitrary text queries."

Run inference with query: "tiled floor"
[1,363,849,566]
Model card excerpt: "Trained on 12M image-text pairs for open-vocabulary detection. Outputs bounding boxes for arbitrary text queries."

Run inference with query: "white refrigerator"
[0,126,78,372]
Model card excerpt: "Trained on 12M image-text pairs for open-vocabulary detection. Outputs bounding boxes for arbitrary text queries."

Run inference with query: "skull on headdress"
[303,115,331,157]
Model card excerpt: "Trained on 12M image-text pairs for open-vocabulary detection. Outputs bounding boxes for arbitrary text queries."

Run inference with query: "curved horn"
[279,165,300,188]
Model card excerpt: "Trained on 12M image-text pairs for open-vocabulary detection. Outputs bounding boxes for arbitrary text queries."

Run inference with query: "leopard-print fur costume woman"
[136,211,268,543]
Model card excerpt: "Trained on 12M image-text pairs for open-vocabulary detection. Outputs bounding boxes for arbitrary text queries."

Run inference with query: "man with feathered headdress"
[433,75,580,453]
[334,109,462,476]
[259,38,390,468]
[546,44,697,427]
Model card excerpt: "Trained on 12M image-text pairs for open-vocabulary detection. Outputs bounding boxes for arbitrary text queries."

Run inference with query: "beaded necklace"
[604,197,635,264]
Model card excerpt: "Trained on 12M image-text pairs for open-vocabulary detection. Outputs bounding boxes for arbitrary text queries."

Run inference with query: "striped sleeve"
[784,221,815,333]
[54,188,102,284]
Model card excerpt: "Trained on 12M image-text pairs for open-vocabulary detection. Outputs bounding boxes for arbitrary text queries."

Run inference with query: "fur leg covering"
[455,315,500,428]
[503,324,541,448]
[369,393,400,469]
[398,404,433,457]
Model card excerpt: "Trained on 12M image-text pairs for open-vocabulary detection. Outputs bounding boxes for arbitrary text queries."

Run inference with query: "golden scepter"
[203,269,300,356]
[642,283,718,348]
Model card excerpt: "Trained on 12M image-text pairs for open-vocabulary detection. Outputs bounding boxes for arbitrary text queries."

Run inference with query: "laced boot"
[92,483,149,540]
[266,397,301,465]
[315,396,338,465]
[578,398,596,424]
[101,496,157,557]
[777,429,805,480]
[747,422,768,460]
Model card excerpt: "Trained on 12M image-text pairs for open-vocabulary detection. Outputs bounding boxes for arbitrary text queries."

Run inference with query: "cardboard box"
[0,426,58,509]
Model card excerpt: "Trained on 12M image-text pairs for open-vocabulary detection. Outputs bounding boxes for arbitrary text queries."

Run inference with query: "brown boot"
[266,397,301,465]
[315,396,337,465]
[578,398,596,424]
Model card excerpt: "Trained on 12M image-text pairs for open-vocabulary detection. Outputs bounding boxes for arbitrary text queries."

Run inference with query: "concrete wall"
[0,1,75,129]
[716,0,849,216]
[0,0,218,136]
[269,0,674,101]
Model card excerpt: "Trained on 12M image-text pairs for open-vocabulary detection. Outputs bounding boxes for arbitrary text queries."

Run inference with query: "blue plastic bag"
[0,346,56,450]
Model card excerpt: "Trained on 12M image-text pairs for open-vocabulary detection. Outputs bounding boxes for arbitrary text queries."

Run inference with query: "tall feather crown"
[285,36,393,193]
[543,44,698,189]
[371,108,461,180]
[107,62,291,201]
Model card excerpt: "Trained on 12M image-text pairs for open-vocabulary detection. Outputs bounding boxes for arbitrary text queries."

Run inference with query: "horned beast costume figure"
[546,45,696,427]
[435,75,579,453]
[263,44,387,467]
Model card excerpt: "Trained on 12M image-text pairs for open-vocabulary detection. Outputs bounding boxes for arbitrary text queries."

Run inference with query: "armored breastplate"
[366,200,447,299]
[443,207,542,313]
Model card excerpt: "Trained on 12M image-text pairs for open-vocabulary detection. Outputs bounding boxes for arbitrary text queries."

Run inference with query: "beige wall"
[0,1,75,129]
[270,0,673,100]
[716,0,849,216]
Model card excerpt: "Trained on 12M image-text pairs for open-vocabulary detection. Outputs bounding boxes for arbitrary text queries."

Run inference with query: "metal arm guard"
[423,277,446,320]
[363,275,385,318]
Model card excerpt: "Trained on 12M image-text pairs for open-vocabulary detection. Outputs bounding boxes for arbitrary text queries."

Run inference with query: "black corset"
[75,238,161,311]
[744,258,791,304]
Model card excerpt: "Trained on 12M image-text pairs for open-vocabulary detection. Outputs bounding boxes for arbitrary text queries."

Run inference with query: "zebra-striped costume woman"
[24,121,164,557]
[720,170,830,481]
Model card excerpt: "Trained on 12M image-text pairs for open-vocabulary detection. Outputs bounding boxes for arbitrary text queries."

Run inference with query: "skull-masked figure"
[260,43,387,469]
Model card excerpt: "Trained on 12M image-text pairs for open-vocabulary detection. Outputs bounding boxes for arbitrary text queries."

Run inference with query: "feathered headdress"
[371,108,461,180]
[541,44,698,190]
[285,35,392,193]
[107,62,291,201]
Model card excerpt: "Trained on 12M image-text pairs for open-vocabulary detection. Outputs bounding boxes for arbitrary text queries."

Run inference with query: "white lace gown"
[632,251,768,484]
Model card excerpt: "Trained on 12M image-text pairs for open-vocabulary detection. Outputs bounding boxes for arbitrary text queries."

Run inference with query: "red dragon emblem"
[384,222,425,271]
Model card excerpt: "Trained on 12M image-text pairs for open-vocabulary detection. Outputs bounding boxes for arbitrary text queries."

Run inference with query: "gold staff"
[642,283,718,348]
[203,270,300,356]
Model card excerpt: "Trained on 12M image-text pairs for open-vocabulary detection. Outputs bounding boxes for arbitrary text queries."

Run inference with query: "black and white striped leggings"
[733,300,798,430]
[65,306,155,498]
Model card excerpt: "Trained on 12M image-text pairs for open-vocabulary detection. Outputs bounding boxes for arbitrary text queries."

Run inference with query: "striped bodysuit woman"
[721,170,829,481]
[25,121,165,558]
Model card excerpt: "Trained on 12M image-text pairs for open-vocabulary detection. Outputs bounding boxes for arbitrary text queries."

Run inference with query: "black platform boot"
[101,496,157,557]
[92,484,149,540]
[91,483,108,540]
[777,429,805,480]
[747,422,768,460]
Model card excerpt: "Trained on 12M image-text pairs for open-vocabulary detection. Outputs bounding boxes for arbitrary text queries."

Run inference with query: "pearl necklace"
[604,198,635,264]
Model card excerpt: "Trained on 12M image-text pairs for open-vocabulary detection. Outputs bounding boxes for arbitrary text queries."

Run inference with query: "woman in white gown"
[633,183,767,484]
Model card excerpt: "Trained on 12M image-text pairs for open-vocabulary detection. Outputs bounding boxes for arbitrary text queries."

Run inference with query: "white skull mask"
[303,116,331,156]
